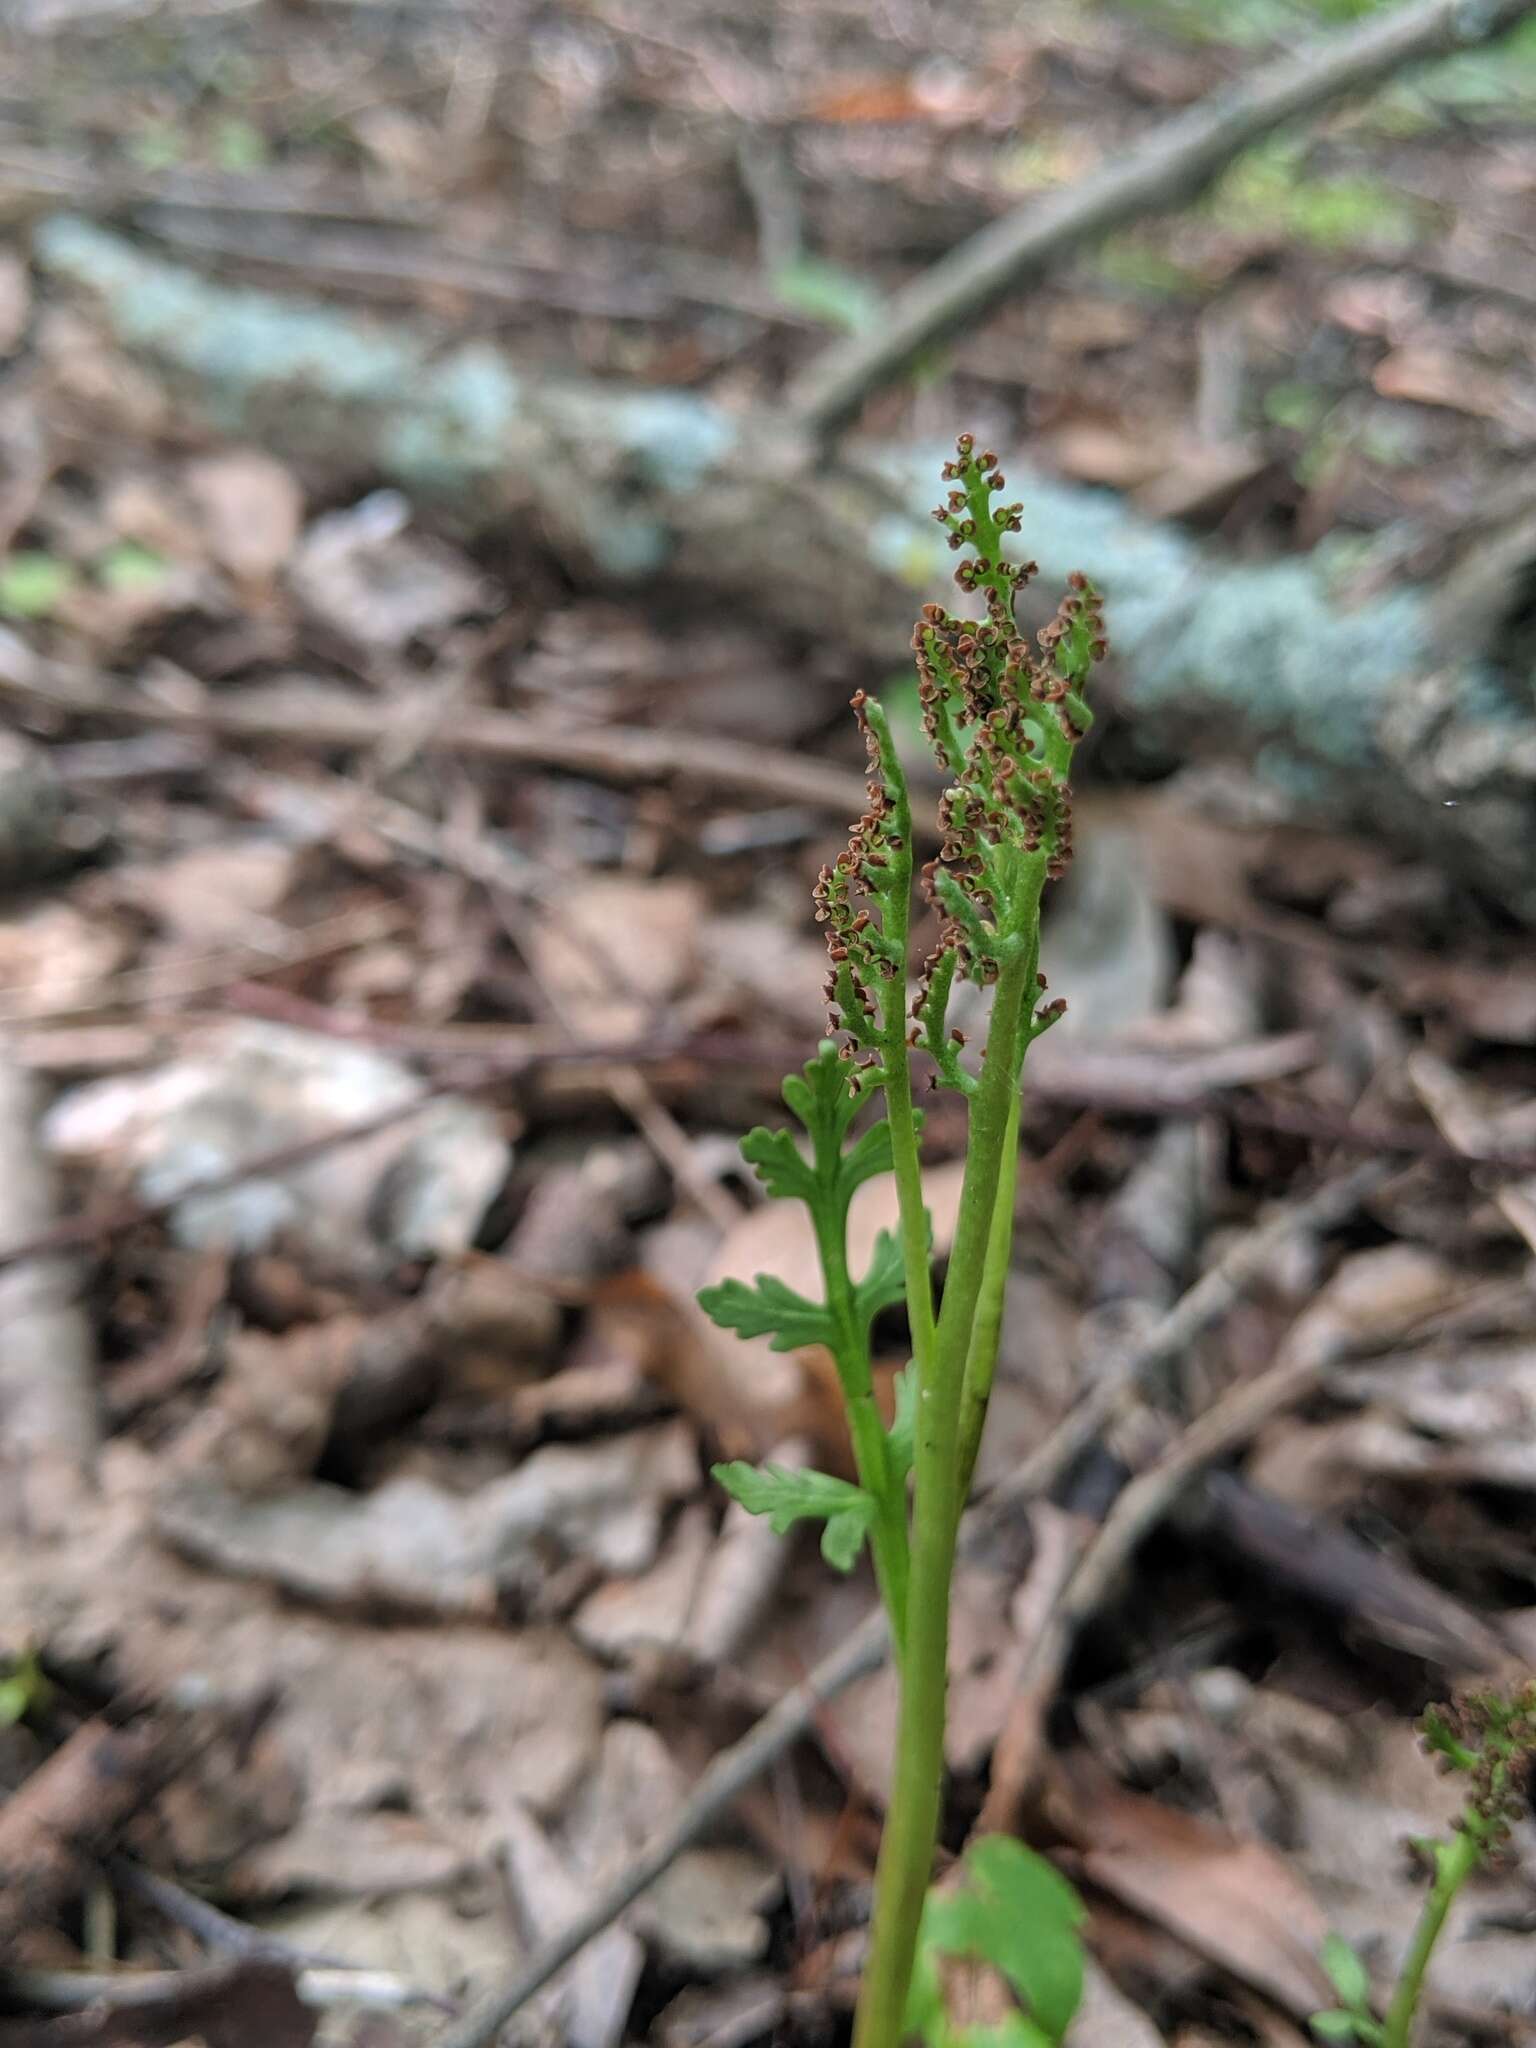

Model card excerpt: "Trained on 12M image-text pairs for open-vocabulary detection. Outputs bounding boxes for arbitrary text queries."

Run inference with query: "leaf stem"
[955,1078,1021,1500]
[1382,1823,1483,2048]
[868,720,940,1411]
[814,1209,910,1663]
[852,950,1032,2048]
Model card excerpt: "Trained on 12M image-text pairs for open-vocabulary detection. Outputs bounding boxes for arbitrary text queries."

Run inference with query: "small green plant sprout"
[698,434,1108,2047]
[0,1647,51,1728]
[905,1836,1088,2048]
[1310,1682,1536,2048]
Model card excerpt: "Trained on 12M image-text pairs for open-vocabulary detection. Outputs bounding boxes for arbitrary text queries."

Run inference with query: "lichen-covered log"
[31,217,1536,920]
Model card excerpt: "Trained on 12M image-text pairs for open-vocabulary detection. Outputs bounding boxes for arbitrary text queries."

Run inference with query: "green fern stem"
[1382,1820,1484,2048]
[863,698,940,1411]
[812,1206,911,1663]
[853,948,1033,2048]
[955,1078,1022,1500]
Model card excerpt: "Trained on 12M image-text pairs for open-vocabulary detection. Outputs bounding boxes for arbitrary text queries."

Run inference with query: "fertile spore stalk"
[700,435,1106,2046]
[1313,1683,1536,2048]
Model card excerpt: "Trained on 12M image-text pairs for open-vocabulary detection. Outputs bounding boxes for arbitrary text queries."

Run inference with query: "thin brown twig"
[0,901,409,1027]
[0,657,873,818]
[786,0,1536,438]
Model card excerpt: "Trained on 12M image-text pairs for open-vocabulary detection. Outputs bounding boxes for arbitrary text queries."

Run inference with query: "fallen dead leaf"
[673,1158,966,1471]
[289,490,487,650]
[1321,273,1428,342]
[1045,419,1173,492]
[65,1519,608,1850]
[1134,439,1269,525]
[183,449,305,585]
[808,71,991,124]
[700,910,831,1038]
[167,1317,360,1495]
[1065,1776,1332,2017]
[100,474,207,562]
[525,875,703,1043]
[632,1847,781,1974]
[573,1501,713,1663]
[1372,346,1508,419]
[260,1888,513,2009]
[0,902,129,1023]
[653,1978,786,2048]
[1408,1051,1536,1255]
[594,1260,813,1463]
[43,1020,510,1275]
[1386,952,1536,1045]
[155,1417,700,1610]
[700,1157,967,1315]
[112,839,299,947]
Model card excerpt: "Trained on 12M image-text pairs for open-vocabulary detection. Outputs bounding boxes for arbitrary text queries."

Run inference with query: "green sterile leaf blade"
[96,540,168,592]
[966,1835,1086,1937]
[1310,2012,1366,2043]
[696,1273,832,1351]
[841,1115,896,1197]
[932,1838,1085,2042]
[0,1651,49,1728]
[712,1462,874,1568]
[853,1227,908,1333]
[904,1900,948,2048]
[742,1043,881,1203]
[1321,1934,1372,2013]
[738,1123,816,1202]
[966,2020,1054,2048]
[821,1503,873,1571]
[0,551,76,620]
[782,1041,862,1168]
[889,1361,918,1479]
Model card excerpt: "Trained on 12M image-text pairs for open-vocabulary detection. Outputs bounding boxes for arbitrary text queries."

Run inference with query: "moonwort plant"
[1314,1683,1536,2048]
[699,435,1107,2047]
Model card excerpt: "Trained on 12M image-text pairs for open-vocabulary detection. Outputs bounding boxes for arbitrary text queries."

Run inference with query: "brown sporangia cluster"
[814,435,1108,1089]
[1418,1683,1536,1862]
[813,690,908,1061]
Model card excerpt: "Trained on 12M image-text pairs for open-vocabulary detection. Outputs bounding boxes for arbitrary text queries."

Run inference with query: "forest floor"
[3,2,1536,2045]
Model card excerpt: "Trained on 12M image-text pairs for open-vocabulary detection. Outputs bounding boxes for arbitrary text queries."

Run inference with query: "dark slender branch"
[0,656,873,819]
[787,0,1536,440]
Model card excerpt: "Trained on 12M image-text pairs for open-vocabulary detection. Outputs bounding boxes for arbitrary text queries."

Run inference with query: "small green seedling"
[0,1648,51,1728]
[1312,1931,1382,2046]
[1311,1682,1536,2048]
[700,436,1107,2047]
